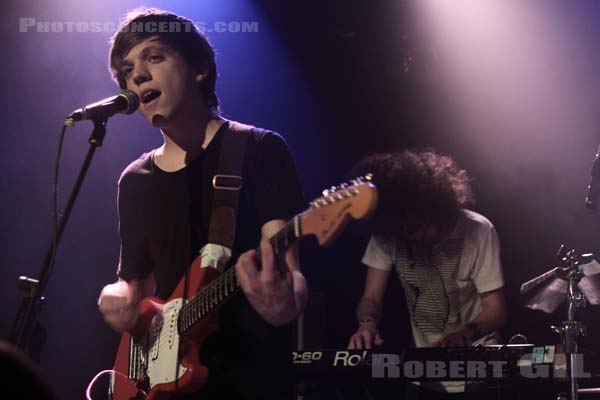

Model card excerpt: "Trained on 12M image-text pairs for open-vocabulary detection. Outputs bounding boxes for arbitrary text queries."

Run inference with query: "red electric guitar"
[108,176,378,400]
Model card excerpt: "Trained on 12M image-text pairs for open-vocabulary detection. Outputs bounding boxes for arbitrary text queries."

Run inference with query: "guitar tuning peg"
[365,173,373,181]
[340,182,348,189]
[350,179,358,186]
[330,186,337,192]
[322,189,329,197]
[319,198,329,206]
[310,201,319,209]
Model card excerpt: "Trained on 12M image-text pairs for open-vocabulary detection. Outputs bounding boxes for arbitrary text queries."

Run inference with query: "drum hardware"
[521,246,600,400]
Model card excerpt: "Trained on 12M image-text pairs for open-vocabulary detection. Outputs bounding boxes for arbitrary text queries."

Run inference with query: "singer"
[96,8,307,400]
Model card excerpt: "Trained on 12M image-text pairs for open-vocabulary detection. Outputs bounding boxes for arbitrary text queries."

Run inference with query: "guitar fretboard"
[177,216,300,334]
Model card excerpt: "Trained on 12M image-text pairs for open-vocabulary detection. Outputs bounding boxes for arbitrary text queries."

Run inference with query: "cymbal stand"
[551,249,588,400]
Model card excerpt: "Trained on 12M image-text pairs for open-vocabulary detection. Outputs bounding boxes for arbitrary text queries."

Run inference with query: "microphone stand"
[584,144,600,209]
[9,116,108,360]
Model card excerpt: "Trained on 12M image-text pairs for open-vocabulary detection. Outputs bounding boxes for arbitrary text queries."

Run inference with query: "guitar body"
[110,256,221,400]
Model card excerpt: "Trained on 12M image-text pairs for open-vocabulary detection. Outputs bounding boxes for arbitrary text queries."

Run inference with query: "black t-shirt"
[116,120,305,399]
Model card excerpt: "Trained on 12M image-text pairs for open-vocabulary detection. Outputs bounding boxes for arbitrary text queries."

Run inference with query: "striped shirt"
[362,209,504,392]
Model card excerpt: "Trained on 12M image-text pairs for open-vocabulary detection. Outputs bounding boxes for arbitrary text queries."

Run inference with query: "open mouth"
[142,90,161,104]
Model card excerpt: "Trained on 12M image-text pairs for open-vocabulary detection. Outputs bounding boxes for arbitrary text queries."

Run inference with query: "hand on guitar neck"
[236,234,308,327]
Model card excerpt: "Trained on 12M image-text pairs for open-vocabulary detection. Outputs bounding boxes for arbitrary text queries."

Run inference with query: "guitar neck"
[177,215,301,335]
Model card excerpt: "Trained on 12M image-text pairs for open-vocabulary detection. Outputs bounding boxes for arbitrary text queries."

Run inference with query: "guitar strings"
[179,220,297,330]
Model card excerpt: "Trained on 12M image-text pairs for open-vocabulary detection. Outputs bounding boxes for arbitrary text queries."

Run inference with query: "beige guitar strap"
[207,121,251,251]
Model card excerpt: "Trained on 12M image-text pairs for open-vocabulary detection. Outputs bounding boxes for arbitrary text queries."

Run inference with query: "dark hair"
[109,8,219,113]
[354,149,475,238]
[0,341,59,400]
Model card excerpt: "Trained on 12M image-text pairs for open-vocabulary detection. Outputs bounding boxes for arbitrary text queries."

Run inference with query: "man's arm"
[235,219,308,327]
[348,266,391,349]
[98,275,155,333]
[432,288,507,347]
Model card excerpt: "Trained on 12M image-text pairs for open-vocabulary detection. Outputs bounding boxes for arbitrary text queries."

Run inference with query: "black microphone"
[585,144,600,209]
[67,90,139,122]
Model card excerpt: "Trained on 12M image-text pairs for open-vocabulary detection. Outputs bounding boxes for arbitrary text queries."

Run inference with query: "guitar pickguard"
[145,298,188,388]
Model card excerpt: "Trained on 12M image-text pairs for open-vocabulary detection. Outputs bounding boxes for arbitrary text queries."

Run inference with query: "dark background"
[2,0,600,398]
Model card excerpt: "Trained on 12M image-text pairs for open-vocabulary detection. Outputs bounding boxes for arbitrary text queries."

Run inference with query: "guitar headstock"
[300,174,378,247]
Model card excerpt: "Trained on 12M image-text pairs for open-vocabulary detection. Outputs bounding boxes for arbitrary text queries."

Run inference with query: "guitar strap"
[202,120,250,271]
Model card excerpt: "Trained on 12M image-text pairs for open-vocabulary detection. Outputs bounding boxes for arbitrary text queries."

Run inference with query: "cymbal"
[520,259,600,314]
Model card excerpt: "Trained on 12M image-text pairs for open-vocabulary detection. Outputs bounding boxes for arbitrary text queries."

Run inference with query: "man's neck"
[155,109,224,172]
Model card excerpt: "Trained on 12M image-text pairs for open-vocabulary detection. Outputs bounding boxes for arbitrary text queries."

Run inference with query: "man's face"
[405,222,427,242]
[404,221,442,245]
[120,37,205,126]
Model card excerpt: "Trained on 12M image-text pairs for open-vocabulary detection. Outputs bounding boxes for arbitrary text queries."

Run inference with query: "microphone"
[67,90,139,122]
[585,144,600,209]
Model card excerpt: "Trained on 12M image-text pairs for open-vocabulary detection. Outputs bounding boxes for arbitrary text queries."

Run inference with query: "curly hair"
[354,149,475,239]
[108,8,219,113]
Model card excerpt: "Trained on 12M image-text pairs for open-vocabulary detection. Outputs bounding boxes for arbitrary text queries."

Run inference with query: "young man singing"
[97,8,307,399]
